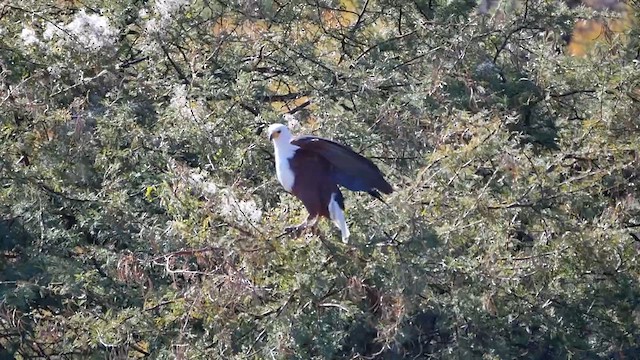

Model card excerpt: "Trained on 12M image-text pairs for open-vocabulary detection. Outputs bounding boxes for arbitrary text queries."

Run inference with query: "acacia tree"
[1,0,638,358]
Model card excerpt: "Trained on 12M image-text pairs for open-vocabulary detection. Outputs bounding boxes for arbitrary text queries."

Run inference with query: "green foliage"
[1,0,639,358]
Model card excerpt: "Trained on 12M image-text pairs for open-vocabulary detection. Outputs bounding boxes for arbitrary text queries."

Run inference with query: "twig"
[152,246,221,262]
[351,0,370,33]
[160,44,189,84]
[318,302,349,312]
[500,246,570,261]
[487,201,535,209]
[50,69,109,97]
[352,30,418,65]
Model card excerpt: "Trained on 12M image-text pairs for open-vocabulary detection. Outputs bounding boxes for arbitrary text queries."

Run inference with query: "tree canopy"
[1,0,639,358]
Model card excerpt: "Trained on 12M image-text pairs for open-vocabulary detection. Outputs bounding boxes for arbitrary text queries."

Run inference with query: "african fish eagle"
[267,123,393,243]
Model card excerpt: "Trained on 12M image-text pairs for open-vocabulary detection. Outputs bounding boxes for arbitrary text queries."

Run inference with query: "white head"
[267,123,293,144]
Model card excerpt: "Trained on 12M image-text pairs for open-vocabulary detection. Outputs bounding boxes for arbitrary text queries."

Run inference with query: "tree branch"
[160,43,189,84]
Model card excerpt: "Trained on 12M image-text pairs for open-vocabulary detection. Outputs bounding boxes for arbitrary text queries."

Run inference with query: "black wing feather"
[290,135,393,196]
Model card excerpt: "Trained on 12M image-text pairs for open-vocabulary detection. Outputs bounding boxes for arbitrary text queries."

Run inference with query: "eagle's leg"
[285,214,318,235]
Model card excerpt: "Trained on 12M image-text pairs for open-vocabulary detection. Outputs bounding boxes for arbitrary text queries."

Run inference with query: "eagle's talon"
[284,225,304,237]
[284,225,298,233]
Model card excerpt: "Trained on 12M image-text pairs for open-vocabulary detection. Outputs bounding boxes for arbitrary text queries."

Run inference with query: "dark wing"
[291,135,393,199]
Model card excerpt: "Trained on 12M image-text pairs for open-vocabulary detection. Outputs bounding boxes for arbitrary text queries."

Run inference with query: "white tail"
[328,193,350,243]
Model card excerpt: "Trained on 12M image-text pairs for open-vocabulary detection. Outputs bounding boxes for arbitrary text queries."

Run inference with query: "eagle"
[267,123,393,243]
